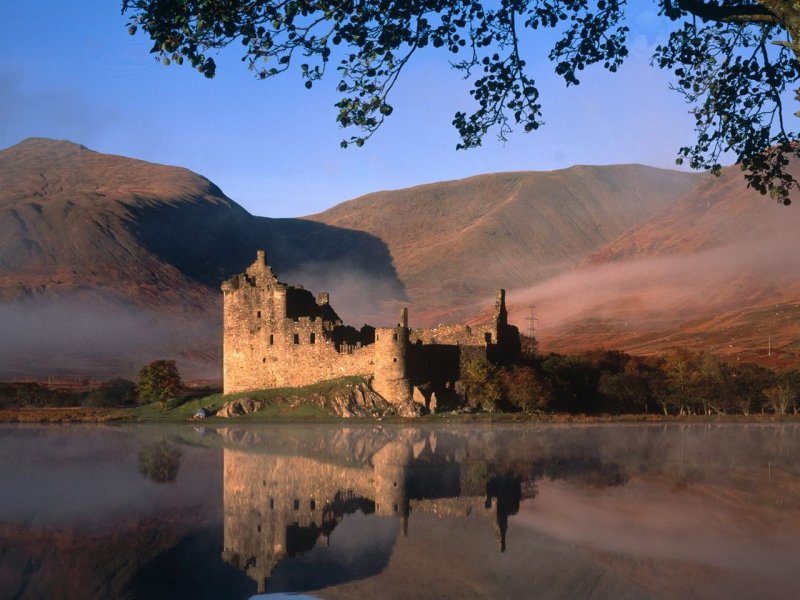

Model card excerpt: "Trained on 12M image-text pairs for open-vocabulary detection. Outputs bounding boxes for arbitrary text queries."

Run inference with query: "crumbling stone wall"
[222,251,376,394]
[221,251,519,402]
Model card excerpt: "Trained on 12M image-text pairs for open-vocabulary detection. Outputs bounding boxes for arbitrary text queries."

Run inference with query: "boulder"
[217,397,266,418]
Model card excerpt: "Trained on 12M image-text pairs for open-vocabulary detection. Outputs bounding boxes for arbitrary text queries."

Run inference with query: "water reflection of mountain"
[220,430,526,593]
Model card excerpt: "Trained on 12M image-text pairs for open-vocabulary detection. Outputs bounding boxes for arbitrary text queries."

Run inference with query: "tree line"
[465,337,800,416]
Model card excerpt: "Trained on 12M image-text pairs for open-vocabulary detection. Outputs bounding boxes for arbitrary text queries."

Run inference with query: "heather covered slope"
[308,165,700,321]
[0,138,403,378]
[6,137,797,377]
[508,164,800,363]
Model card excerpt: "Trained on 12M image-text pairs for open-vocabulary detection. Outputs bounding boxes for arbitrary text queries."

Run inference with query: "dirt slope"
[309,165,700,322]
[507,164,800,363]
[0,138,402,378]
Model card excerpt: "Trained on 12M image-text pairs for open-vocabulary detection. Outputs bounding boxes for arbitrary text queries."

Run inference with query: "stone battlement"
[222,251,519,406]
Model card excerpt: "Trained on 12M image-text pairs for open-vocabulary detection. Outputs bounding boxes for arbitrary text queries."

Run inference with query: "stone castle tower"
[221,251,519,404]
[371,308,412,404]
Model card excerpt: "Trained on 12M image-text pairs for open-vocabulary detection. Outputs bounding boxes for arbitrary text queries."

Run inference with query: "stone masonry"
[222,251,519,404]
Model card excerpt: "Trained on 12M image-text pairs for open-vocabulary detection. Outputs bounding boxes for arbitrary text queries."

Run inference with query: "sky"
[1,1,712,217]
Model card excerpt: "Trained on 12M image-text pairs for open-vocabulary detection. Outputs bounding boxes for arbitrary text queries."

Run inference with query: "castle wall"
[410,323,498,347]
[222,252,376,394]
[222,251,518,401]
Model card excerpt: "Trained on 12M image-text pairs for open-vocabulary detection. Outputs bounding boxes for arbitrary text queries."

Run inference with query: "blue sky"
[1,1,711,217]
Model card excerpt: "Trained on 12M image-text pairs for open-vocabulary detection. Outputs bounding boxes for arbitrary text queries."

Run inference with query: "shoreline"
[1,407,799,424]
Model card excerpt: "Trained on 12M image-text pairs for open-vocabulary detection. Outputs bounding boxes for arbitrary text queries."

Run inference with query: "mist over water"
[1,423,798,600]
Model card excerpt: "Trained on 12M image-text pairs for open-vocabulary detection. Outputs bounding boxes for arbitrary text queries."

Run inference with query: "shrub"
[501,365,553,413]
[463,358,502,411]
[137,360,182,409]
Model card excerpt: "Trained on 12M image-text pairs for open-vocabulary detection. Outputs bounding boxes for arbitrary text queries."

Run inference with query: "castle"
[221,250,519,407]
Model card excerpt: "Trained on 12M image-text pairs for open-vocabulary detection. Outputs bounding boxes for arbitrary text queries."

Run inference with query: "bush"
[501,365,553,413]
[463,358,502,411]
[137,360,182,409]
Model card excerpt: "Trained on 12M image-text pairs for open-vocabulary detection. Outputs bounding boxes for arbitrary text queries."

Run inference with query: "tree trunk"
[758,2,800,112]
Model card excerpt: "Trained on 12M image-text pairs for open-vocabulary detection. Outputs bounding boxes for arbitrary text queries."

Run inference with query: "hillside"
[508,164,800,363]
[6,137,794,377]
[0,138,402,378]
[308,165,700,322]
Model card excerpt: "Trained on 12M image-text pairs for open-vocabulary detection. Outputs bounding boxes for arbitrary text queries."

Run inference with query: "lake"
[1,423,798,599]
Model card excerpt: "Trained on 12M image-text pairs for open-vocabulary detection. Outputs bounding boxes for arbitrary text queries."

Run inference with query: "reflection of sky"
[0,426,220,527]
[267,513,398,594]
[0,0,733,217]
[2,424,800,599]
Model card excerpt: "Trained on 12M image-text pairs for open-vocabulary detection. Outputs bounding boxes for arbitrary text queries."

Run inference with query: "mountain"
[508,163,800,364]
[308,165,700,322]
[8,137,790,378]
[0,138,403,378]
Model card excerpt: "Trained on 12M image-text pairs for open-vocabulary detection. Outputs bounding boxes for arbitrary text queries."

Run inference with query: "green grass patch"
[125,376,366,422]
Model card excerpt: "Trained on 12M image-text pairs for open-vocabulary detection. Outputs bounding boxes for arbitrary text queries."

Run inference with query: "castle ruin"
[222,250,519,407]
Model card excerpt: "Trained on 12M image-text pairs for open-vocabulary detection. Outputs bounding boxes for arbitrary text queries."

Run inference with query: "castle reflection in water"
[219,428,527,593]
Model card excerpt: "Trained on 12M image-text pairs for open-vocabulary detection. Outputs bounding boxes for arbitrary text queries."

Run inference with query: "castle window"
[393,333,398,341]
[256,310,261,318]
[310,499,316,510]
[262,357,266,363]
[484,332,492,343]
[376,334,380,341]
[269,498,274,510]
[269,334,274,346]
[293,499,300,510]
[310,333,316,344]
[393,357,397,363]
[293,334,300,345]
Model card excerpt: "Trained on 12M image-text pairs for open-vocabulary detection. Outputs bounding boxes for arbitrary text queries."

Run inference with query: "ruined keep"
[222,250,520,406]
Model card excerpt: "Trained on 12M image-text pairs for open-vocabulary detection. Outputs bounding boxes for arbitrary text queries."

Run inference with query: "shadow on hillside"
[124,200,407,324]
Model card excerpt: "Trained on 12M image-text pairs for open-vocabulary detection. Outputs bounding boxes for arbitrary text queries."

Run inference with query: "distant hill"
[7,137,793,377]
[308,165,700,322]
[0,138,403,378]
[508,163,800,365]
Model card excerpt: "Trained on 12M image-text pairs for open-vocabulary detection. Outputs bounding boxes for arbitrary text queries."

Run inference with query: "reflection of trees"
[138,440,182,483]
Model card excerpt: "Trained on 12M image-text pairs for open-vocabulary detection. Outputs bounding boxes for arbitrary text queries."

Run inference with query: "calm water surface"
[1,423,799,599]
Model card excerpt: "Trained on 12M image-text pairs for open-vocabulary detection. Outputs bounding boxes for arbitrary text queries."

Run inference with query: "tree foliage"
[123,1,800,202]
[137,359,182,408]
[463,356,502,410]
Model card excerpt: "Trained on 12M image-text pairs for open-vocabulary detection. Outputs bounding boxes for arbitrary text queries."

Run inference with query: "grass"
[125,376,365,422]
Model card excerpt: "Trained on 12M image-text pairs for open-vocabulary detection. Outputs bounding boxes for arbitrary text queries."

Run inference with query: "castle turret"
[371,308,412,404]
